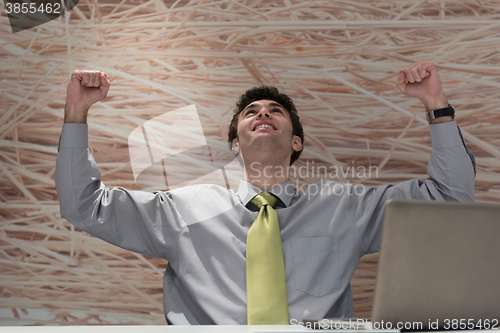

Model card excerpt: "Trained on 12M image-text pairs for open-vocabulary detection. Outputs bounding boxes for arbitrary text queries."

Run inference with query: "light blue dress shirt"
[55,121,475,325]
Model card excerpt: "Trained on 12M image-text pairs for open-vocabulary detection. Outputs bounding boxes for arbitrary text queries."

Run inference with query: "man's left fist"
[396,61,448,111]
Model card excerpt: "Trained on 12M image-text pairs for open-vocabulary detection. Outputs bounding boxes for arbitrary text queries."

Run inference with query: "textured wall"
[1,0,499,325]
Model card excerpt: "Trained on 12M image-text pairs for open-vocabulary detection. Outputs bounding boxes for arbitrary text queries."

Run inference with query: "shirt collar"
[237,179,296,208]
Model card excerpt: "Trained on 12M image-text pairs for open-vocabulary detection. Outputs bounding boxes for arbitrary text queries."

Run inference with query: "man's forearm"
[421,92,454,125]
[427,121,475,202]
[64,103,89,124]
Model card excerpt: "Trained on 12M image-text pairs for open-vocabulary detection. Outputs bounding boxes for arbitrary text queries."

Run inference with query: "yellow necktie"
[246,192,289,325]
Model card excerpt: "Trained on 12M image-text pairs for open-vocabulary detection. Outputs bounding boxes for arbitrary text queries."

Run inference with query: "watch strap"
[426,104,455,122]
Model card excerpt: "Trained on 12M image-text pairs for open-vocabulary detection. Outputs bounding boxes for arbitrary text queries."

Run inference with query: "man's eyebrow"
[242,102,259,111]
[242,101,286,112]
[269,102,285,109]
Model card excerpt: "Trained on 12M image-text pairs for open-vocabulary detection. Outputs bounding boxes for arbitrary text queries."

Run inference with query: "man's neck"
[242,157,291,192]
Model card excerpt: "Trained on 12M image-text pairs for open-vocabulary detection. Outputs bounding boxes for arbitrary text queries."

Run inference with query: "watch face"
[426,111,434,121]
[445,105,455,117]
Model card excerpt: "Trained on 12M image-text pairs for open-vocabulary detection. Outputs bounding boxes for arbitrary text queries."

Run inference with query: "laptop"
[305,199,500,330]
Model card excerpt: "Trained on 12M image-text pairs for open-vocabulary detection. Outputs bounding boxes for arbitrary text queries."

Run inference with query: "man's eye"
[272,108,283,113]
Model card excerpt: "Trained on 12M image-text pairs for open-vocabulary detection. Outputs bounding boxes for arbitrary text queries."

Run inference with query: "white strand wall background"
[1,0,499,325]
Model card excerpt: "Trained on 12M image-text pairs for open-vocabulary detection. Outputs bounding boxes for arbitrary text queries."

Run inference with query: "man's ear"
[232,138,240,154]
[292,135,303,152]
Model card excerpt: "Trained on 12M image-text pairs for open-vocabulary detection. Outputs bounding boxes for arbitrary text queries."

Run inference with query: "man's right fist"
[66,70,111,107]
[64,70,111,123]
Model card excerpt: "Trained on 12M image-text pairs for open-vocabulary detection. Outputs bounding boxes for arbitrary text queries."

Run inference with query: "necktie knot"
[251,192,279,209]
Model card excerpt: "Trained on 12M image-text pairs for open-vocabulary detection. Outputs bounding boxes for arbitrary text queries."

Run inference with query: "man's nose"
[257,107,271,118]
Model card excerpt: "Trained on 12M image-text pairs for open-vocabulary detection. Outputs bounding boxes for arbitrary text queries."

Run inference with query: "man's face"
[232,99,302,164]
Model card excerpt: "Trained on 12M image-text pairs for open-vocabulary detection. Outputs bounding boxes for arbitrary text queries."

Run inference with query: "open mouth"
[253,123,276,131]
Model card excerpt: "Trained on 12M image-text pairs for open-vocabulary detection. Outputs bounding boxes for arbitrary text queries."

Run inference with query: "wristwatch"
[426,104,455,122]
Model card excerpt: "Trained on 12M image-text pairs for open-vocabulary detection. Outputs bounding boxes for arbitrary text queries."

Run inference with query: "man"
[55,61,475,325]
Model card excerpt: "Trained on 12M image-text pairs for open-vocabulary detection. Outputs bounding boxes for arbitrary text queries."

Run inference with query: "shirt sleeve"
[55,124,184,259]
[349,121,476,255]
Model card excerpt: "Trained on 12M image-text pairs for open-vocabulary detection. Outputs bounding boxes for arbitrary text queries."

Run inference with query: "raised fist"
[64,70,110,123]
[66,70,110,107]
[396,61,447,111]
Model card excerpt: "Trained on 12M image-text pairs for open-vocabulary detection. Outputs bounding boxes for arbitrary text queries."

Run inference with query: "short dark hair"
[227,86,304,166]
